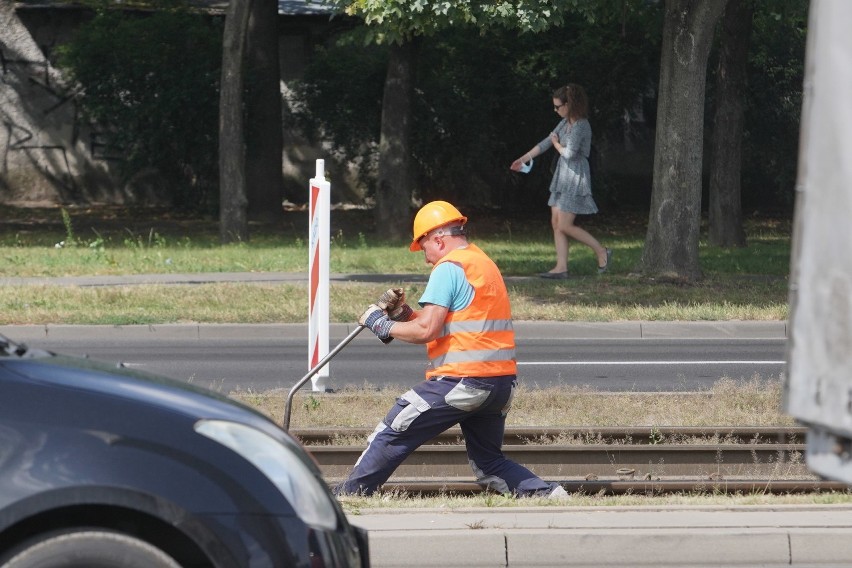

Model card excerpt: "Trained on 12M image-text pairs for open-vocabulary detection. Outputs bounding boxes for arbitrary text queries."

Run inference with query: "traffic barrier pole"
[308,159,330,391]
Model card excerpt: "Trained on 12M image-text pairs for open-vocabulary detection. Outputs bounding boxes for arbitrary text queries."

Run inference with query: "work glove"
[359,304,395,344]
[377,287,414,322]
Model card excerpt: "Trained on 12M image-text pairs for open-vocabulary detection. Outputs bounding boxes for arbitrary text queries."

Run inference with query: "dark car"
[0,334,368,568]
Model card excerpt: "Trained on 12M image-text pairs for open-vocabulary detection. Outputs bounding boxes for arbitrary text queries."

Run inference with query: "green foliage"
[287,27,386,190]
[742,1,808,211]
[54,209,116,264]
[56,0,223,212]
[123,228,168,250]
[329,0,590,44]
[703,0,807,215]
[290,7,662,210]
[414,9,661,209]
[298,1,805,214]
[60,208,77,247]
[304,395,322,412]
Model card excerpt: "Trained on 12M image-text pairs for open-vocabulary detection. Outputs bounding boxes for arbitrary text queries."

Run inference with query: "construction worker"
[336,201,568,499]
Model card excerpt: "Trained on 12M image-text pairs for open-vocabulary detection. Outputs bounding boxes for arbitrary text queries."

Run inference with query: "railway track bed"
[293,426,848,495]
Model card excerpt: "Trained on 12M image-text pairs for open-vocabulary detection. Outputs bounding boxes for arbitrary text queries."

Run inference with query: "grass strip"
[233,377,796,433]
[0,278,787,325]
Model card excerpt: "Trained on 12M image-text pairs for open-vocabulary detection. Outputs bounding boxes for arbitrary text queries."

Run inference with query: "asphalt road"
[1,321,787,393]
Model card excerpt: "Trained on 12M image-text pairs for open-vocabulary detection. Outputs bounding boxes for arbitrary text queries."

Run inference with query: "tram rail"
[292,426,848,495]
[293,426,806,446]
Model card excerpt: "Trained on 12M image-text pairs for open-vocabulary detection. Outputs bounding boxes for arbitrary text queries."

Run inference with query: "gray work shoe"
[547,484,571,500]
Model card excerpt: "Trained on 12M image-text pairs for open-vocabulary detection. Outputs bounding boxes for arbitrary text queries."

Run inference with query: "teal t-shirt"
[418,261,474,311]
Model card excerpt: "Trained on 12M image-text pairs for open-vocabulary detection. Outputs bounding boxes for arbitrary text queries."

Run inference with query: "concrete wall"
[0,3,122,207]
[277,14,366,205]
[1,4,362,208]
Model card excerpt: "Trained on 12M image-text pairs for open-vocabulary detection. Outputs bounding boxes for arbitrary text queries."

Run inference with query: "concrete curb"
[0,320,788,342]
[349,505,852,567]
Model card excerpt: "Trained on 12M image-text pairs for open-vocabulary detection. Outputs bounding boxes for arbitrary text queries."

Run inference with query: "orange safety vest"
[425,244,517,379]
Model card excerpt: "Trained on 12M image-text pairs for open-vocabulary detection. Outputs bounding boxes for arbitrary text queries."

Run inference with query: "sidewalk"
[0,271,428,287]
[351,504,852,567]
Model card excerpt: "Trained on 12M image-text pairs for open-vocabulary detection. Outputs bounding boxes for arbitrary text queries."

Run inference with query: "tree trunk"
[219,0,252,243]
[246,0,283,223]
[708,0,753,247]
[375,40,417,241]
[639,0,728,280]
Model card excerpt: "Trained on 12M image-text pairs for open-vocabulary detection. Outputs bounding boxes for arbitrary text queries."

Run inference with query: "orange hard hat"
[409,201,467,252]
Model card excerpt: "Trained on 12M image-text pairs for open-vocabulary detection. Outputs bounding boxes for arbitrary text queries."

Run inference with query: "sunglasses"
[553,102,567,111]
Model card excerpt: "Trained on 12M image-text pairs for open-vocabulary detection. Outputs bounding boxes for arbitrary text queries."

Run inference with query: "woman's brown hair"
[552,84,589,121]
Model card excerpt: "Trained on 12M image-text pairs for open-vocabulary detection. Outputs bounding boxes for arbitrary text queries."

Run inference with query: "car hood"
[1,352,273,426]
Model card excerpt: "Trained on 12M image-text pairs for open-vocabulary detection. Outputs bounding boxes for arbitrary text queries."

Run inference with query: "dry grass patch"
[337,491,852,512]
[231,376,796,435]
[510,376,792,427]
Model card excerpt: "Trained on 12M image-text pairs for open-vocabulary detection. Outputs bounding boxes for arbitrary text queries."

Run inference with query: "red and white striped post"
[308,159,331,391]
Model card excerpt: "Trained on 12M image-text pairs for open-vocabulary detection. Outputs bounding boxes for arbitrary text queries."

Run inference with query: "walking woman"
[511,84,611,278]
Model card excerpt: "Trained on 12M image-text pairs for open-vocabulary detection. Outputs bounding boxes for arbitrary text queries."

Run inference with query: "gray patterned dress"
[536,118,597,215]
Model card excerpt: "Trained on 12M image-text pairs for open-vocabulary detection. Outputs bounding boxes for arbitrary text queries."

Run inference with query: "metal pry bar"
[283,324,367,430]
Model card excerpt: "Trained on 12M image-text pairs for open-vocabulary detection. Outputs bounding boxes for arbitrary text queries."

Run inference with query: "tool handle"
[283,324,366,430]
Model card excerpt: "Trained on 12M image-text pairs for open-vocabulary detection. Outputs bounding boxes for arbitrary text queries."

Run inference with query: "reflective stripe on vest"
[429,348,517,369]
[425,244,517,378]
[441,319,514,336]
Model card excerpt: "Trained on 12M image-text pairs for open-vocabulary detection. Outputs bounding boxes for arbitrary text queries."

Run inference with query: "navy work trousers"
[336,375,554,497]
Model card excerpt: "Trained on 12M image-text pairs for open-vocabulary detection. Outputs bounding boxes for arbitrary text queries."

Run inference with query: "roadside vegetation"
[237,377,795,434]
[336,491,852,511]
[1,206,790,325]
[2,206,837,507]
